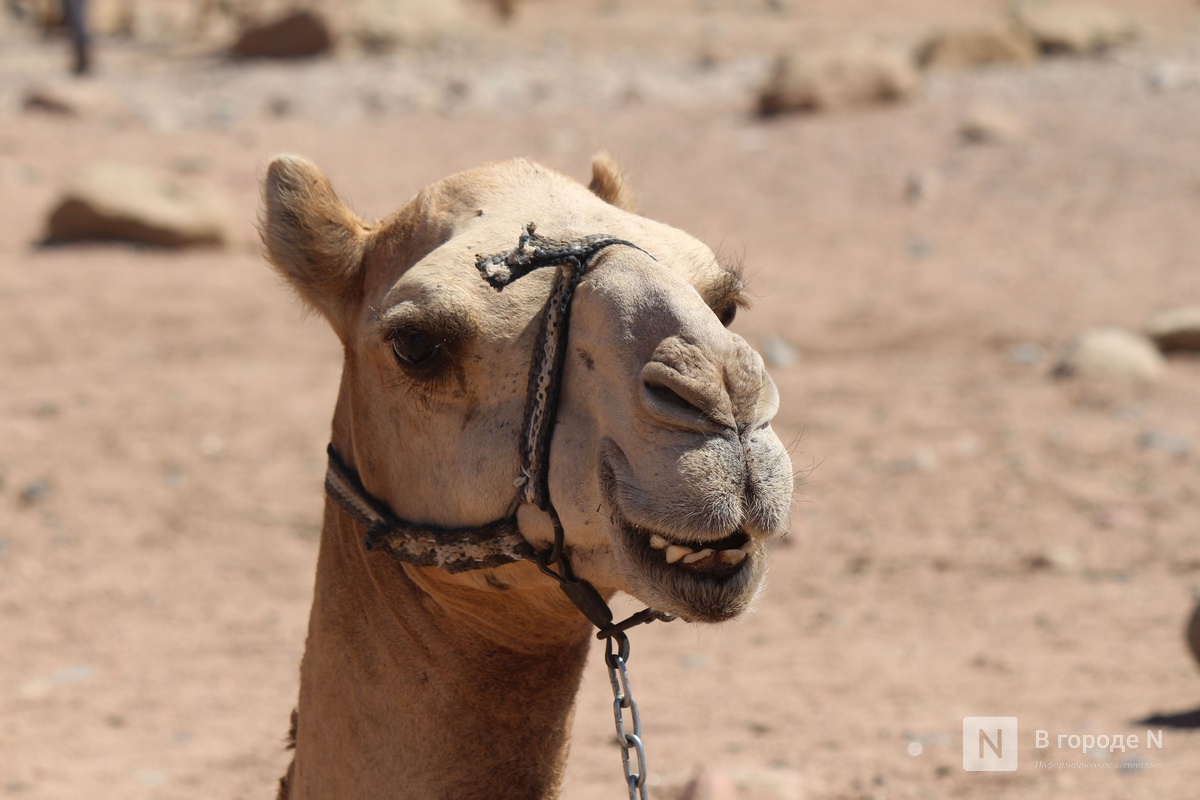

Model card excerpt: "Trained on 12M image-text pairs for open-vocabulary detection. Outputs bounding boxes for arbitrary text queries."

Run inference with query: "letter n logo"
[962,717,1019,771]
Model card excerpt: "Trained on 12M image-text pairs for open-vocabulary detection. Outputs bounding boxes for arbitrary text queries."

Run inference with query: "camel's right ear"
[261,155,369,338]
[588,152,638,212]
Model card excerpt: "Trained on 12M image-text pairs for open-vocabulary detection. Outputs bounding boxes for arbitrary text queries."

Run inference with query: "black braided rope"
[476,223,651,514]
[325,445,534,574]
[475,222,647,290]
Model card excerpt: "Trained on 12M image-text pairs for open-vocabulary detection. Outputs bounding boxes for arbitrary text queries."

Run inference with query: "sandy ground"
[3,1,1200,798]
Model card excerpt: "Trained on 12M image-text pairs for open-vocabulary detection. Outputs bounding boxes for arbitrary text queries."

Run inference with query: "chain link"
[606,634,649,800]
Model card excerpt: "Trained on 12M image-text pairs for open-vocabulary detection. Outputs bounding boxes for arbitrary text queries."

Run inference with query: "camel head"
[262,154,793,624]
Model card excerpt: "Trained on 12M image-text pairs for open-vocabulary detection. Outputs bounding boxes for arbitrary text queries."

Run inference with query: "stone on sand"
[959,104,1028,145]
[1054,327,1165,382]
[21,82,132,124]
[343,0,465,52]
[1015,4,1138,56]
[44,163,234,248]
[758,45,920,115]
[1188,599,1200,669]
[1145,306,1200,353]
[231,9,333,59]
[917,26,1039,70]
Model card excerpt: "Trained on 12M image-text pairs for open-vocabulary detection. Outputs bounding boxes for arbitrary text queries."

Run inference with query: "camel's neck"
[285,503,594,800]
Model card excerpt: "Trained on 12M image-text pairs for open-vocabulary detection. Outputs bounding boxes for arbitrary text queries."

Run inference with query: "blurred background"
[2,1,1200,798]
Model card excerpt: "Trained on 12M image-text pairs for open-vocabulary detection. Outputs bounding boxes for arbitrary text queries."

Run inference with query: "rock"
[1145,306,1200,353]
[1054,327,1165,382]
[43,163,234,248]
[342,0,465,53]
[21,82,132,124]
[916,26,1039,70]
[889,447,939,473]
[85,0,136,37]
[1022,546,1080,574]
[758,45,921,115]
[1008,341,1046,365]
[18,479,50,506]
[231,10,333,59]
[1139,429,1191,457]
[1015,4,1138,56]
[1147,62,1188,92]
[760,335,799,368]
[16,664,96,699]
[680,767,737,800]
[905,168,941,205]
[1187,599,1200,669]
[959,104,1028,145]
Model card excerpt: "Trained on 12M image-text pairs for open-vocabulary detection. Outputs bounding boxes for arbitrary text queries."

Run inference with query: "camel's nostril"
[639,361,736,432]
[644,379,698,416]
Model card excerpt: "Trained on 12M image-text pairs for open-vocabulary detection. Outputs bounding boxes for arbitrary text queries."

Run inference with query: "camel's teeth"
[740,539,755,553]
[718,548,747,566]
[665,545,692,565]
[682,548,715,565]
[649,534,670,550]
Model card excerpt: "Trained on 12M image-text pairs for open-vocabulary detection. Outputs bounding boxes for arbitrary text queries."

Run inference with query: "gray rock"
[18,479,50,506]
[1008,341,1046,366]
[760,335,799,368]
[44,163,234,248]
[231,10,334,59]
[1145,306,1200,353]
[1015,4,1138,56]
[1139,429,1191,457]
[1054,327,1165,382]
[916,26,1039,70]
[758,45,921,115]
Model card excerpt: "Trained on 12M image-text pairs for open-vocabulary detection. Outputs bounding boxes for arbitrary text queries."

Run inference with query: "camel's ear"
[588,152,637,212]
[261,155,369,338]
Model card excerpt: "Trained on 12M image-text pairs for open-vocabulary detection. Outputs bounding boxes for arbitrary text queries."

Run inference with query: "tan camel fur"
[261,153,794,799]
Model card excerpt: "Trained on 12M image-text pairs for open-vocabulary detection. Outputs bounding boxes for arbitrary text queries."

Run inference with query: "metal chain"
[606,633,649,800]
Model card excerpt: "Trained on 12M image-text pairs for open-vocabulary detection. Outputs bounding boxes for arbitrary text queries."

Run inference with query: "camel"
[260,152,795,799]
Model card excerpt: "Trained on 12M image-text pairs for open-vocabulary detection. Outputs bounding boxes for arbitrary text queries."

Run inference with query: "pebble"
[959,104,1028,145]
[16,664,96,699]
[1139,429,1191,457]
[18,480,50,506]
[908,235,933,259]
[905,168,941,205]
[759,335,799,368]
[1008,341,1045,366]
[1023,546,1080,574]
[889,447,938,473]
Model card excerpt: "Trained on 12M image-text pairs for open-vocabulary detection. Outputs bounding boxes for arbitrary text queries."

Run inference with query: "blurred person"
[61,0,90,74]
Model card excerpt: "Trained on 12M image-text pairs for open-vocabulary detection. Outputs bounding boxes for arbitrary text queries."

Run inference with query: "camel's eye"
[390,331,443,370]
[716,302,737,328]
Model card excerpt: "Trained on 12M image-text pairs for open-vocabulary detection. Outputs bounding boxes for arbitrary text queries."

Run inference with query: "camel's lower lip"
[599,457,764,623]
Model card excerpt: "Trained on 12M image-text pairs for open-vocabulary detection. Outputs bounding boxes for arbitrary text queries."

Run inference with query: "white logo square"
[963,716,1018,771]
